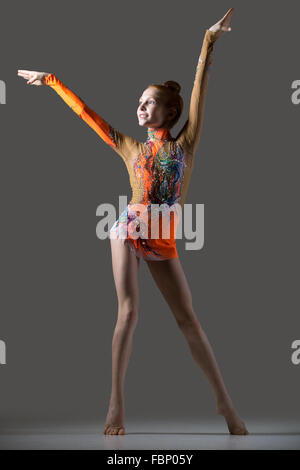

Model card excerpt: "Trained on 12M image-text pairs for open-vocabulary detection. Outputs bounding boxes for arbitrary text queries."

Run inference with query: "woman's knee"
[117,297,139,327]
[174,303,198,330]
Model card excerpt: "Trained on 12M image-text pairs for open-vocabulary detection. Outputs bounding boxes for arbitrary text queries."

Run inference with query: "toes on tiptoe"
[103,425,125,435]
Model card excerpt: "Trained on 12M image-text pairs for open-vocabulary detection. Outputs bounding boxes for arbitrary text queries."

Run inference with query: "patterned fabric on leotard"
[44,29,217,260]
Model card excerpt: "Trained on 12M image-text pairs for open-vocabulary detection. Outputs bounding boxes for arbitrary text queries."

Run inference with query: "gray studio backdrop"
[0,0,299,428]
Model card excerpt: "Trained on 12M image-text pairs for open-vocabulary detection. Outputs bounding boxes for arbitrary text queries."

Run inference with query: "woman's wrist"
[207,28,218,42]
[42,73,52,85]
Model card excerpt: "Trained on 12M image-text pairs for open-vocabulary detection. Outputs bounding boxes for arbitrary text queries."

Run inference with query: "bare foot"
[216,402,249,435]
[103,402,126,435]
[103,423,125,435]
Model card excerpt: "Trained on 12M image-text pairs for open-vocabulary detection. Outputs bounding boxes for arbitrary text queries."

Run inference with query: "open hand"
[17,69,51,86]
[209,8,234,40]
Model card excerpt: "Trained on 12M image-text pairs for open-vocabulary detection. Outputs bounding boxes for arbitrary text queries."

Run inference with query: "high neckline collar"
[146,127,172,142]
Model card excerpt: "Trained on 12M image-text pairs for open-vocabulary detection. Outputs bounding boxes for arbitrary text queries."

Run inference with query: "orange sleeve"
[175,29,218,155]
[44,73,139,161]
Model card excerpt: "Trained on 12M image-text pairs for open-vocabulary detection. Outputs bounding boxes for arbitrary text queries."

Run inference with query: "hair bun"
[163,80,181,94]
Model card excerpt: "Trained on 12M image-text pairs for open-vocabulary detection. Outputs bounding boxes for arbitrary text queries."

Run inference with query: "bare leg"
[145,257,249,435]
[103,240,140,435]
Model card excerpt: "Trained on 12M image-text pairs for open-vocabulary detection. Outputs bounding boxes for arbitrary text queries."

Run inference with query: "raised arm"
[175,8,233,156]
[43,73,139,162]
[175,29,217,155]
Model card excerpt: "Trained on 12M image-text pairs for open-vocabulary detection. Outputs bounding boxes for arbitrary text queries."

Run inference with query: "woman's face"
[137,88,174,128]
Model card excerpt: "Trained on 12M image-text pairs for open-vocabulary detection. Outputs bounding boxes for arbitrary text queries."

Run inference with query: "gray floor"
[0,420,299,450]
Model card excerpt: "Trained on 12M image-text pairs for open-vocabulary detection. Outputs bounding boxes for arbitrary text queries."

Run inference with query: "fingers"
[27,75,38,85]
[219,7,234,27]
[17,70,37,79]
[27,74,37,85]
[222,7,234,20]
[209,25,232,36]
[18,70,36,76]
[17,70,37,85]
[17,70,32,80]
[18,69,38,73]
[221,26,231,32]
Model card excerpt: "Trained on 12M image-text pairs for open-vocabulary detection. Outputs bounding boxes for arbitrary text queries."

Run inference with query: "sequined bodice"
[132,127,187,207]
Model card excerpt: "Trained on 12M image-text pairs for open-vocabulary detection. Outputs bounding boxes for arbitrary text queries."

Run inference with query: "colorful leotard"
[44,29,217,260]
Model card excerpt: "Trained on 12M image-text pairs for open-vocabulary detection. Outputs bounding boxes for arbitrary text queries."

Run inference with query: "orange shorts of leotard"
[109,203,179,261]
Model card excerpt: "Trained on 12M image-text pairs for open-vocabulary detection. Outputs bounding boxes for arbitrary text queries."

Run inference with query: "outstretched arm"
[175,29,217,155]
[175,8,233,156]
[43,73,139,162]
[17,69,139,162]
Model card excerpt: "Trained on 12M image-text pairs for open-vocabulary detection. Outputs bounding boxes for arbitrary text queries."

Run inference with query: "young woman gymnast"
[18,7,249,436]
